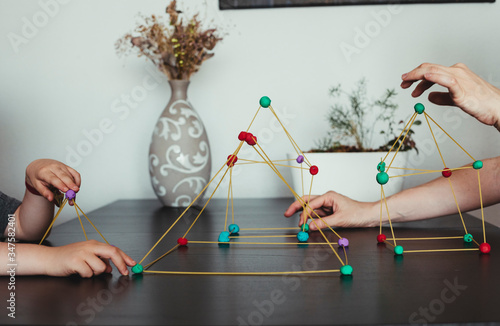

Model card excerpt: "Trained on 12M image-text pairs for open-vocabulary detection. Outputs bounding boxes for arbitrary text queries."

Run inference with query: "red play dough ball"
[238,131,247,141]
[177,238,188,246]
[442,167,452,178]
[227,155,238,167]
[245,133,257,146]
[377,234,387,243]
[479,242,491,253]
[309,165,319,175]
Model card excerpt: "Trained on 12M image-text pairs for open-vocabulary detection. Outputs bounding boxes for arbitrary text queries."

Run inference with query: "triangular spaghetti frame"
[133,97,353,276]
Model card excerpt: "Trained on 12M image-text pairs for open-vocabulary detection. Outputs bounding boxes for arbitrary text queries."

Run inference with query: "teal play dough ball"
[377,161,386,172]
[297,231,309,242]
[414,103,425,114]
[259,96,271,108]
[340,265,353,276]
[473,160,483,169]
[131,264,143,274]
[376,172,389,185]
[228,224,240,234]
[394,245,404,255]
[218,231,230,242]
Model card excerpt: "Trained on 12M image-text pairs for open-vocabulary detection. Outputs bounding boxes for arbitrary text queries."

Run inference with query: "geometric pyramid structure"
[38,190,109,245]
[131,96,353,276]
[376,103,491,255]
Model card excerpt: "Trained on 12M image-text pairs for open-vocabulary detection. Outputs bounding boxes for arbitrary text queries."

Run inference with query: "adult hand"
[284,191,378,230]
[401,63,500,130]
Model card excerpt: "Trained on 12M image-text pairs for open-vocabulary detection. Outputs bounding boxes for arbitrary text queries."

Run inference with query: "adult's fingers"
[308,216,333,231]
[420,72,464,101]
[284,195,317,217]
[428,91,456,106]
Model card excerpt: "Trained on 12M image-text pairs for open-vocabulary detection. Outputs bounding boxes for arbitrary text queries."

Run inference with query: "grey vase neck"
[168,80,190,100]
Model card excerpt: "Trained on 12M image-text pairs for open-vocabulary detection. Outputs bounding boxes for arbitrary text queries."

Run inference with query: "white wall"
[1,0,500,224]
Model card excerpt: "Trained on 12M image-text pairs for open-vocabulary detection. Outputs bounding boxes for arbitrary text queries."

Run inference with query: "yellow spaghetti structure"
[376,103,490,256]
[132,97,353,277]
[38,194,108,245]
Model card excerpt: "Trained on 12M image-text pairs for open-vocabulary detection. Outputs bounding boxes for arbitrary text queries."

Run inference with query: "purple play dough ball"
[66,189,76,200]
[338,238,349,247]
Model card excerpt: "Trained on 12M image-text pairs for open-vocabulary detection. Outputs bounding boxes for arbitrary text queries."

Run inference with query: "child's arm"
[0,240,136,277]
[1,159,136,277]
[15,159,80,241]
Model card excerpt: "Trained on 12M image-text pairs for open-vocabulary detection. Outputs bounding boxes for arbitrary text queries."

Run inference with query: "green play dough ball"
[376,172,389,185]
[473,160,483,169]
[340,265,353,276]
[463,233,473,243]
[131,264,143,274]
[414,103,425,114]
[394,245,404,255]
[259,96,271,108]
[377,161,386,172]
[302,223,310,232]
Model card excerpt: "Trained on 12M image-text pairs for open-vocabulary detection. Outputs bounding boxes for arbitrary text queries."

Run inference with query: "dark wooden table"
[1,198,499,325]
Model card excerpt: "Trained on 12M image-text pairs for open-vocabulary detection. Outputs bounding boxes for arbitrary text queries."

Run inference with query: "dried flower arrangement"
[116,0,222,80]
[313,78,420,153]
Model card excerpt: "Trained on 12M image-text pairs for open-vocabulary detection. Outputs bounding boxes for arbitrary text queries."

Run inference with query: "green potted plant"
[289,79,420,201]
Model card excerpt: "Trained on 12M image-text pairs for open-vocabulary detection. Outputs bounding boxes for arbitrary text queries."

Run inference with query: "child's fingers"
[32,180,55,202]
[84,254,110,276]
[39,171,70,193]
[90,242,136,275]
[101,258,113,274]
[56,173,79,193]
[65,166,81,190]
[50,166,80,192]
[72,259,95,278]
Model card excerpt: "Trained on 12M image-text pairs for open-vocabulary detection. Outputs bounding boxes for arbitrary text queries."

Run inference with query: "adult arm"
[284,157,500,230]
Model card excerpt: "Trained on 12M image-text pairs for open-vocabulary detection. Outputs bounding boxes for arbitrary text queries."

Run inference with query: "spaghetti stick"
[143,244,179,270]
[74,203,109,244]
[387,113,418,170]
[424,112,446,167]
[73,203,88,241]
[381,187,397,247]
[38,199,67,245]
[382,112,418,162]
[138,159,231,265]
[477,170,486,243]
[386,236,463,241]
[404,248,479,253]
[189,241,337,245]
[144,269,340,276]
[425,113,476,161]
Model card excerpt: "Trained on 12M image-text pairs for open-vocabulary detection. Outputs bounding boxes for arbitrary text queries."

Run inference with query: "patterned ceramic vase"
[149,80,211,207]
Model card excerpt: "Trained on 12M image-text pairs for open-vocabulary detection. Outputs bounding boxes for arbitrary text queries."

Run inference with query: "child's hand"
[25,159,81,202]
[45,240,136,278]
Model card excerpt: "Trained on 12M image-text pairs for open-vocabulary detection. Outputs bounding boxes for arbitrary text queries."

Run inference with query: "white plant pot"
[287,151,409,202]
